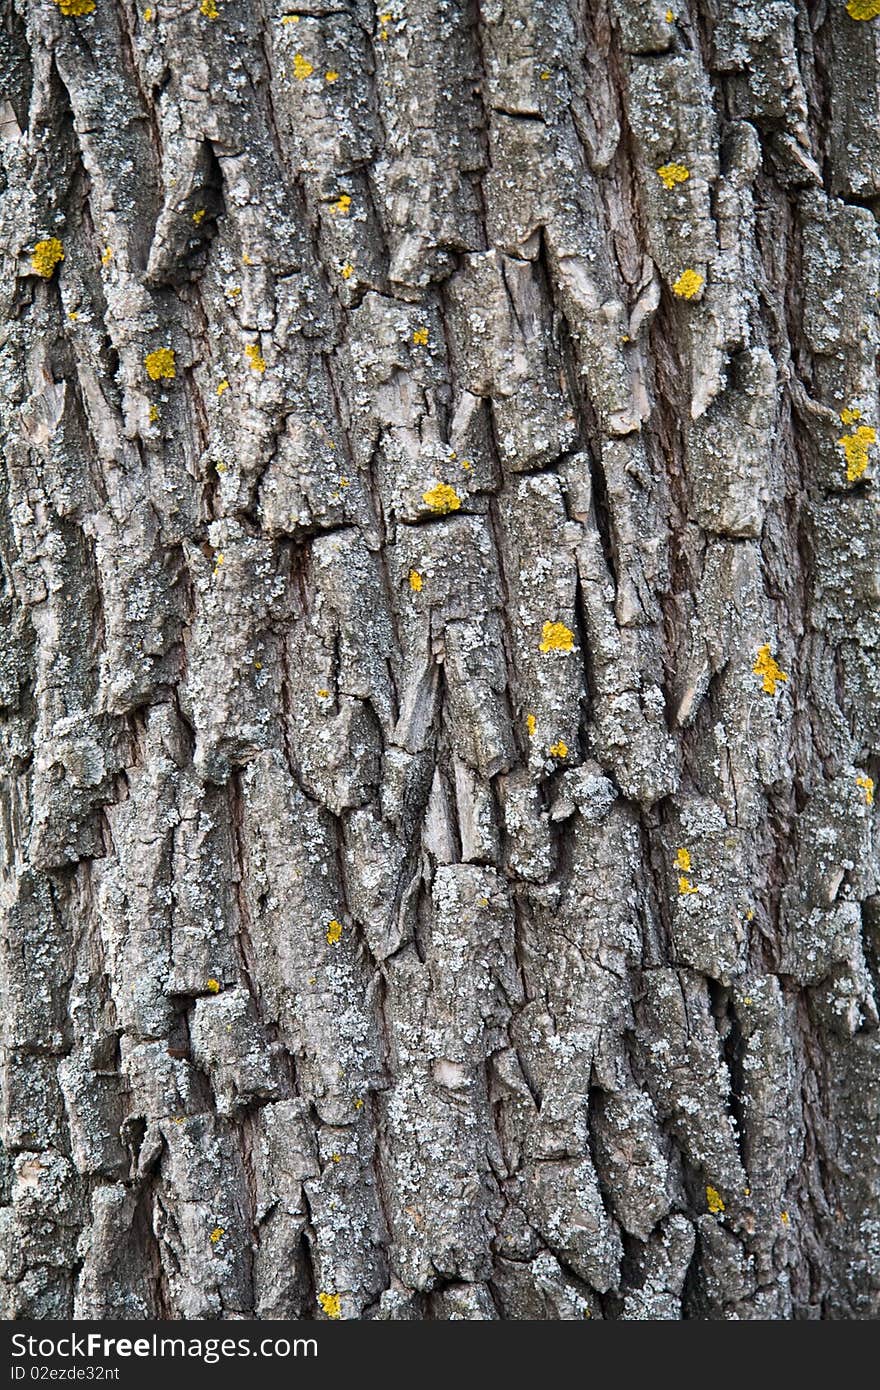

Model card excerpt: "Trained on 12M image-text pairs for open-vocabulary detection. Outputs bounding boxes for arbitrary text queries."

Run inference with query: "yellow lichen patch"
[539,69,551,80]
[330,192,351,216]
[526,713,537,738]
[101,245,113,267]
[678,875,698,896]
[326,918,343,946]
[706,1186,725,1216]
[460,458,472,471]
[281,13,300,21]
[422,482,461,514]
[293,53,314,79]
[206,978,220,994]
[317,688,330,699]
[549,739,568,758]
[539,621,575,654]
[331,1152,341,1163]
[318,1291,342,1319]
[657,162,690,190]
[846,0,880,18]
[31,238,65,279]
[244,343,266,373]
[857,774,875,807]
[840,406,862,426]
[143,7,153,19]
[68,310,79,321]
[213,552,224,577]
[753,644,788,696]
[408,569,423,592]
[148,405,159,424]
[354,1097,364,1110]
[340,261,355,279]
[673,268,704,299]
[145,347,176,381]
[666,8,675,20]
[780,1210,790,1225]
[675,847,692,872]
[325,69,340,82]
[242,251,254,265]
[209,1226,224,1244]
[200,0,219,19]
[412,325,429,346]
[379,11,392,40]
[838,424,876,482]
[53,0,96,14]
[217,379,229,397]
[192,208,206,225]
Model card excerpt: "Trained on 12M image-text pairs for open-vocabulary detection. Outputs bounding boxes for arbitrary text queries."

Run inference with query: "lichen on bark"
[0,0,878,1321]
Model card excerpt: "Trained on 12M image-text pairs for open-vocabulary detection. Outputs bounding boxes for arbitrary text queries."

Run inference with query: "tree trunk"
[1,0,878,1322]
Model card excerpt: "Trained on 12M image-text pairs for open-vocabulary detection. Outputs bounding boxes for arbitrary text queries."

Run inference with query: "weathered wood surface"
[1,0,878,1319]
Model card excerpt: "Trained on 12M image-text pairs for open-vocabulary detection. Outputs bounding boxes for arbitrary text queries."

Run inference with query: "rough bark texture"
[1,0,879,1322]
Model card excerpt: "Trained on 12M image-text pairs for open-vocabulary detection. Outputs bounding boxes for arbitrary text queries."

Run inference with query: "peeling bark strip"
[0,0,878,1323]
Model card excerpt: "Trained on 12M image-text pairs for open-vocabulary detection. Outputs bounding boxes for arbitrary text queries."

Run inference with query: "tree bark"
[1,0,879,1321]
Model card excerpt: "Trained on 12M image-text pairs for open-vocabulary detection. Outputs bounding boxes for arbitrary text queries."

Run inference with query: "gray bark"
[1,0,879,1321]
